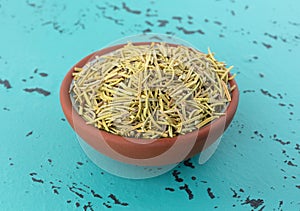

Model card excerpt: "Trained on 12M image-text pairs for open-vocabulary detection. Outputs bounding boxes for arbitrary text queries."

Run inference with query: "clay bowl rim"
[60,42,239,151]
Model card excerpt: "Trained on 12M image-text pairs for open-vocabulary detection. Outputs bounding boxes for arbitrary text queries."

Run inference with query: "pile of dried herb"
[71,43,236,139]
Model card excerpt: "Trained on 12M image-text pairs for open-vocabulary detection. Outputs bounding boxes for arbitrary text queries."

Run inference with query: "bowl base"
[76,136,221,179]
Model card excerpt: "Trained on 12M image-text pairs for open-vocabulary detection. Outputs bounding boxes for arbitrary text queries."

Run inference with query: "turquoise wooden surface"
[0,0,299,210]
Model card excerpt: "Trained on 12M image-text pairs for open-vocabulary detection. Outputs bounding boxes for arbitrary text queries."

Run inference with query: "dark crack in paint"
[262,42,272,49]
[230,188,240,198]
[295,144,300,153]
[83,202,94,211]
[278,103,286,107]
[68,186,85,199]
[143,28,152,33]
[145,21,154,26]
[260,89,277,99]
[158,20,169,27]
[165,187,175,192]
[122,2,141,15]
[0,79,12,89]
[172,16,182,23]
[253,131,264,139]
[272,135,290,145]
[91,190,102,199]
[286,160,297,167]
[145,8,158,17]
[179,184,194,200]
[80,182,90,189]
[241,196,264,209]
[243,90,255,93]
[288,21,300,26]
[96,6,124,26]
[213,21,222,25]
[103,202,112,208]
[277,93,283,99]
[40,21,65,33]
[280,37,287,43]
[207,188,215,199]
[166,31,175,36]
[108,194,129,206]
[172,170,183,182]
[24,88,51,96]
[53,189,59,194]
[278,200,283,209]
[74,20,85,29]
[26,131,33,137]
[25,0,39,8]
[176,27,204,35]
[32,177,44,184]
[264,32,278,40]
[52,22,65,34]
[41,21,52,26]
[105,2,119,11]
[183,159,195,169]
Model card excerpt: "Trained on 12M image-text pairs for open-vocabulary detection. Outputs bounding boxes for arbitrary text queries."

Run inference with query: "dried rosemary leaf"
[70,42,235,139]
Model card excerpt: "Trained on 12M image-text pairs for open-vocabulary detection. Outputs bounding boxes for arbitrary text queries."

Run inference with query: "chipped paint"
[0,0,299,210]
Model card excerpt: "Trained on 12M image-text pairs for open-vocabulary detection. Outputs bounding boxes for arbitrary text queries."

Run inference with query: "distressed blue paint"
[0,0,299,210]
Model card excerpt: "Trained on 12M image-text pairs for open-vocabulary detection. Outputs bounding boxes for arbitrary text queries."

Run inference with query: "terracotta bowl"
[60,42,239,166]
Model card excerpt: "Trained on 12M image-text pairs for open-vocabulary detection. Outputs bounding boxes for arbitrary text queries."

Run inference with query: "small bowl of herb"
[60,36,239,167]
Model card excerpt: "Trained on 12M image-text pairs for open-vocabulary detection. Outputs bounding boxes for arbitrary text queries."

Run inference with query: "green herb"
[71,43,236,139]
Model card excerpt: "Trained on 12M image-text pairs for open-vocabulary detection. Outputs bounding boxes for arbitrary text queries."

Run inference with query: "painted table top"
[0,0,299,210]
